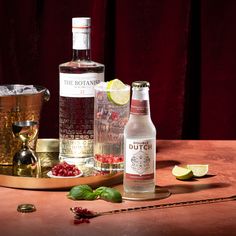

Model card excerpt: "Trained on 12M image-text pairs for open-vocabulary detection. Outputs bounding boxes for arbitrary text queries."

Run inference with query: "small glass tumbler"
[93,81,130,171]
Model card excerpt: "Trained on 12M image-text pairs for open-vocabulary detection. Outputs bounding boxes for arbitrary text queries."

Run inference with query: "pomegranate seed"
[51,161,81,177]
[72,207,93,224]
[74,219,90,224]
[95,154,124,164]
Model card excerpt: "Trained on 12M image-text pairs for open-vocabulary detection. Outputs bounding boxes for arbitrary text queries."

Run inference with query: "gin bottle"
[59,17,104,164]
[124,81,156,193]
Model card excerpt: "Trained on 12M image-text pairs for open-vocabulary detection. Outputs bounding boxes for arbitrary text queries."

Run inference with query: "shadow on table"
[164,182,231,195]
[156,160,181,169]
[157,140,188,151]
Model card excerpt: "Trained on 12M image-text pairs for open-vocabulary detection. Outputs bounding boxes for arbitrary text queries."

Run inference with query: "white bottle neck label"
[125,138,156,180]
[60,72,104,97]
[73,32,90,50]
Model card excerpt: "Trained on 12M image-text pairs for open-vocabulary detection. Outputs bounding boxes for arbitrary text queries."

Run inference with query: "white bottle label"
[73,32,90,50]
[60,72,104,97]
[125,138,155,180]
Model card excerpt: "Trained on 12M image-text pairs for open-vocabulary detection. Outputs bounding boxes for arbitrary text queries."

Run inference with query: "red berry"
[51,162,81,177]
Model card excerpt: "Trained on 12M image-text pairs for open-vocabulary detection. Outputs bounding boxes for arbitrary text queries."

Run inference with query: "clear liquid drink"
[124,81,156,193]
[94,80,130,171]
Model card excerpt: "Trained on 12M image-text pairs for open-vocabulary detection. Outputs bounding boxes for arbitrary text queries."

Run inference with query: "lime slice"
[172,165,193,180]
[186,164,209,177]
[107,79,130,105]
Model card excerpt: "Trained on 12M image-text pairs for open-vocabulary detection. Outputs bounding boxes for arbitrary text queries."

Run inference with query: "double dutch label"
[125,138,155,180]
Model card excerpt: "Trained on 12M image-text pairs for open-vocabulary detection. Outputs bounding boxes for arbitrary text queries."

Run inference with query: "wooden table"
[0,140,235,236]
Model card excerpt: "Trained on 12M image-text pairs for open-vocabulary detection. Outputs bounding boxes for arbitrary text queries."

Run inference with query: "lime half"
[172,165,193,180]
[186,164,209,177]
[107,79,130,105]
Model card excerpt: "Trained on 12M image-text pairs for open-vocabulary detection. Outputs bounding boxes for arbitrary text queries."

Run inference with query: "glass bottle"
[124,81,156,193]
[59,17,104,164]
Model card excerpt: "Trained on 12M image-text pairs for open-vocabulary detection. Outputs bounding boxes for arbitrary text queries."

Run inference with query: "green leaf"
[95,187,122,203]
[67,185,122,203]
[67,184,97,200]
[94,186,107,196]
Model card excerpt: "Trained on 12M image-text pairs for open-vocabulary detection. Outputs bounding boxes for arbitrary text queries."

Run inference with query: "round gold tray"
[0,139,123,190]
[0,171,123,190]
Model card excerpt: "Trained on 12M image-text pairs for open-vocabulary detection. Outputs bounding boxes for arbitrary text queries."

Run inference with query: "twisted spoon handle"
[97,195,236,217]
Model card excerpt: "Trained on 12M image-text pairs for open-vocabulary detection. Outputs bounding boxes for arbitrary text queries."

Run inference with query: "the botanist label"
[125,138,155,180]
[60,139,93,157]
[60,72,104,97]
[130,99,148,115]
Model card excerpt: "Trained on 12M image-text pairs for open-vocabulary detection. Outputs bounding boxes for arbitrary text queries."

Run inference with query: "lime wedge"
[107,79,130,105]
[172,165,193,180]
[186,164,209,177]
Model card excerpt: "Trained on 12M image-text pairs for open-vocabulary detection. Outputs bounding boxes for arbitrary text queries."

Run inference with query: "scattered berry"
[72,207,94,224]
[51,162,81,177]
[95,154,124,164]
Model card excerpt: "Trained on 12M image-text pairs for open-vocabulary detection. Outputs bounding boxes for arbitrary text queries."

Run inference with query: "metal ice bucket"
[0,85,50,165]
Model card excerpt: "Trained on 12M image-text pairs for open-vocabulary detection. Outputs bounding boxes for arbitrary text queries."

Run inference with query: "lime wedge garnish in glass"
[107,79,130,105]
[172,165,193,180]
[186,164,209,177]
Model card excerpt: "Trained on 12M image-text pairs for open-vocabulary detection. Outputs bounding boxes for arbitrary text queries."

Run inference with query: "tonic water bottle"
[124,81,156,193]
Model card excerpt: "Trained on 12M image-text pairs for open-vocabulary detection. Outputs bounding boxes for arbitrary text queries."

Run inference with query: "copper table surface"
[0,140,235,236]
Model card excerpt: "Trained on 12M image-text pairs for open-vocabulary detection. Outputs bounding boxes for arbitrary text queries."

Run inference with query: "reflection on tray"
[0,139,122,179]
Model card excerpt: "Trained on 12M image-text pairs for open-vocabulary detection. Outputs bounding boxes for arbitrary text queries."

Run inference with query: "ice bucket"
[0,85,50,165]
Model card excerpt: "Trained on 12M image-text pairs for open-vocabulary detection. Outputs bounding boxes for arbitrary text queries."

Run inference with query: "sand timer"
[12,120,41,177]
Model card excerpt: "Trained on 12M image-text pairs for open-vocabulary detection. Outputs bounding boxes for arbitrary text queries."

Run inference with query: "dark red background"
[1,0,236,140]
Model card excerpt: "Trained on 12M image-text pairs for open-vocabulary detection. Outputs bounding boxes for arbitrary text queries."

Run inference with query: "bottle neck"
[72,31,91,61]
[130,87,151,116]
[72,49,91,61]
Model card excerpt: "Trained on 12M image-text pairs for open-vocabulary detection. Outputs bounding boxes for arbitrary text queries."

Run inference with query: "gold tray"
[0,139,123,190]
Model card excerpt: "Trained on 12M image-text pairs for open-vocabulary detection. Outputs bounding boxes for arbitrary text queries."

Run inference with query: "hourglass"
[12,120,41,177]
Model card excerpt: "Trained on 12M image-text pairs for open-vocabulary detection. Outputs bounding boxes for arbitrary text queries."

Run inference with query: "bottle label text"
[125,138,155,180]
[60,72,104,97]
[130,99,148,115]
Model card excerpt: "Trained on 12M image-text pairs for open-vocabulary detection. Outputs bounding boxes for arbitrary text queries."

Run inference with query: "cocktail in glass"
[94,80,130,171]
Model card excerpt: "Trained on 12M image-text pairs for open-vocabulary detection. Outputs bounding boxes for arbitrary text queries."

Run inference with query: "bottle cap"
[132,81,150,88]
[17,204,36,213]
[72,17,91,29]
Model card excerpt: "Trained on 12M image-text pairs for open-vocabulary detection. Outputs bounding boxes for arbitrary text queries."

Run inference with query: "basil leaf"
[94,186,106,196]
[95,187,122,203]
[67,184,97,200]
[67,185,122,203]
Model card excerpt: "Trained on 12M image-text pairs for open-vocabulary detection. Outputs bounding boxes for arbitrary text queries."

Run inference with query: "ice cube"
[95,81,107,90]
[22,85,38,94]
[0,86,10,96]
[0,85,39,96]
[13,85,24,94]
